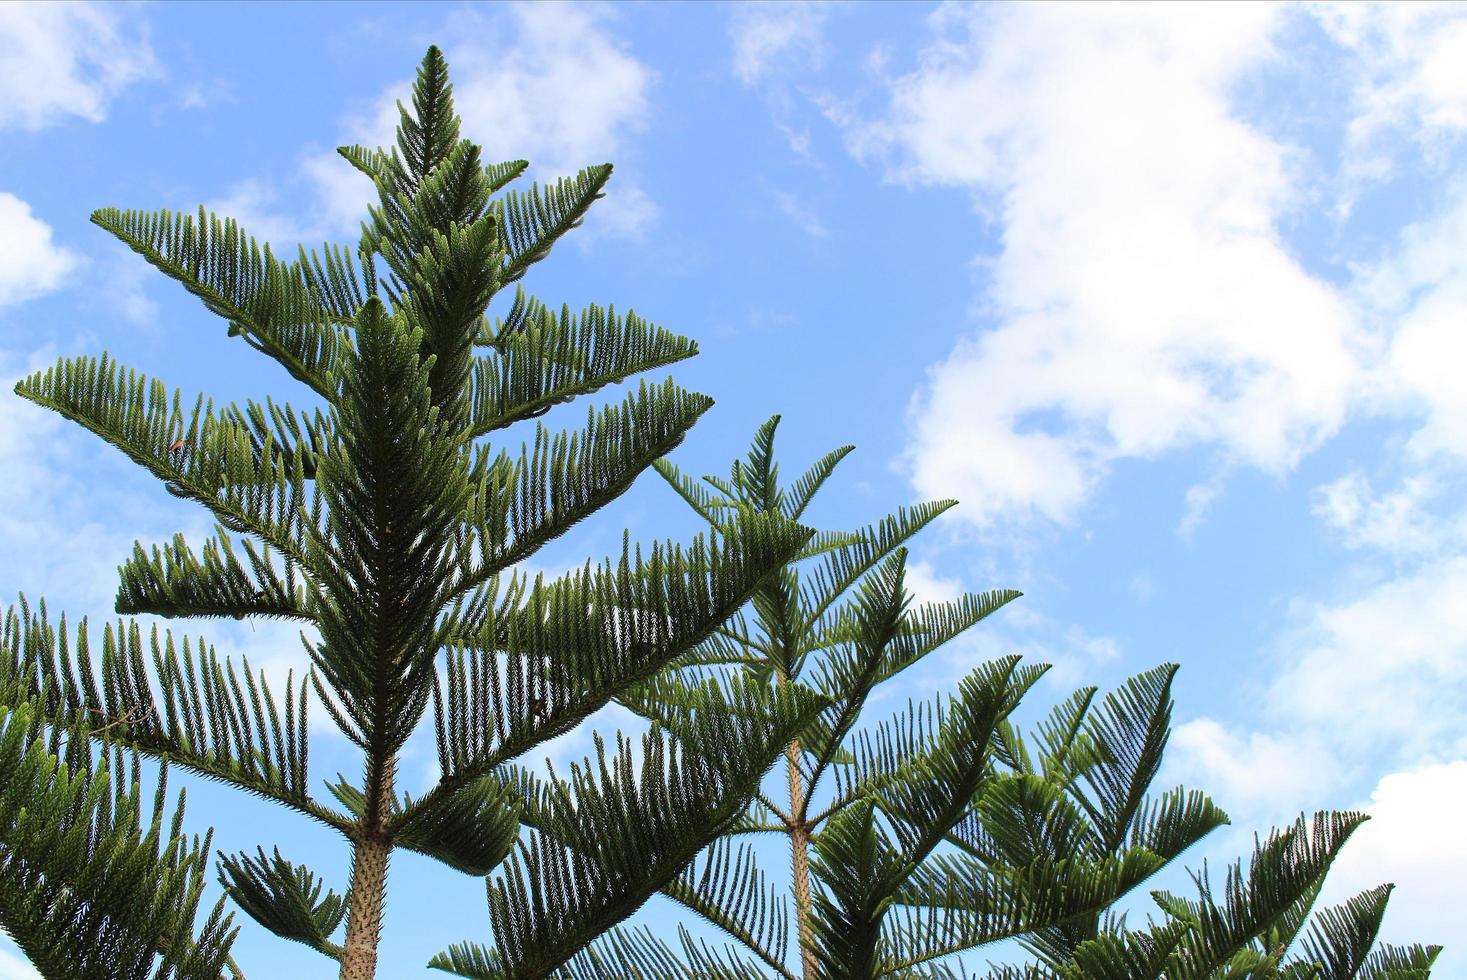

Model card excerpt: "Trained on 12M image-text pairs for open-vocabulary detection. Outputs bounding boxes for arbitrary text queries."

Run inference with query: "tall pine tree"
[1,46,825,978]
[605,419,1440,978]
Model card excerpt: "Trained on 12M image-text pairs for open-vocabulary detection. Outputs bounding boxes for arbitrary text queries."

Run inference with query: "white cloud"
[728,1,830,87]
[1312,471,1464,555]
[0,193,83,309]
[835,4,1364,528]
[201,177,325,258]
[1314,1,1467,192]
[939,604,1120,695]
[0,1,159,132]
[1320,760,1467,970]
[728,2,832,160]
[1349,178,1467,462]
[287,3,658,248]
[1178,480,1223,540]
[1168,717,1336,818]
[1269,555,1467,760]
[904,559,964,605]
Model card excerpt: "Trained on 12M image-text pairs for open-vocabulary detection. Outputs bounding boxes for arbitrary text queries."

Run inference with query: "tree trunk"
[785,738,817,980]
[338,764,395,980]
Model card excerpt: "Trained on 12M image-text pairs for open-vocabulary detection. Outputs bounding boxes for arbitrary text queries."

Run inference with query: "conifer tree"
[612,419,1441,978]
[978,670,1442,978]
[603,417,1103,975]
[0,46,825,979]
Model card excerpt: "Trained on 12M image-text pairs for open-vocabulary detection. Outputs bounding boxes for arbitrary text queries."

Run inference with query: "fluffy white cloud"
[1320,760,1467,969]
[839,3,1364,528]
[903,558,964,605]
[1168,717,1336,818]
[0,193,82,309]
[287,3,657,248]
[1350,178,1467,462]
[0,1,159,132]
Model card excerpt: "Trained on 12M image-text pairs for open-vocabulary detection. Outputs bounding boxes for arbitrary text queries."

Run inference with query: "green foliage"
[975,683,1440,979]
[622,419,1440,979]
[0,690,239,979]
[3,44,821,979]
[625,416,1070,977]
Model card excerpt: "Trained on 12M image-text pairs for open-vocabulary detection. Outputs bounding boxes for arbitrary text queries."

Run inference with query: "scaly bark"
[785,737,817,980]
[338,764,395,980]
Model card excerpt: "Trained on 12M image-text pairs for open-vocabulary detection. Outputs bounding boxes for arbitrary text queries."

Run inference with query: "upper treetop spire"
[397,45,461,184]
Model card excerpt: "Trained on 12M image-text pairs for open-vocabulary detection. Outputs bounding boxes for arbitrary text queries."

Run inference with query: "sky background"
[2,0,1466,975]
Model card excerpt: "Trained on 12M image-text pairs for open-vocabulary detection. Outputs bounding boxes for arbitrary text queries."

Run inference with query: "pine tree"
[606,416,1077,975]
[606,419,1441,978]
[979,671,1442,978]
[1,46,826,979]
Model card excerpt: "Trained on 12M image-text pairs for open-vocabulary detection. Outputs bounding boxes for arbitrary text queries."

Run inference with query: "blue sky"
[2,1,1466,975]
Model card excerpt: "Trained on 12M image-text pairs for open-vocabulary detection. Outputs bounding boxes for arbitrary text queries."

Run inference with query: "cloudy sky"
[2,1,1466,975]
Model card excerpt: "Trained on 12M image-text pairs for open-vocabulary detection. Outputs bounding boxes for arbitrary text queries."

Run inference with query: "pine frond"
[1294,884,1393,980]
[1160,811,1370,976]
[396,44,462,185]
[877,590,1024,686]
[740,415,784,512]
[1062,921,1192,980]
[1358,943,1442,979]
[306,298,471,754]
[566,924,777,980]
[0,698,238,979]
[444,378,715,605]
[807,798,902,978]
[801,552,912,794]
[117,530,314,622]
[884,660,1048,862]
[217,846,347,960]
[877,854,1168,976]
[467,297,698,436]
[90,206,349,397]
[404,512,813,824]
[661,837,792,976]
[396,205,505,412]
[392,775,521,876]
[1076,663,1178,852]
[1030,687,1100,789]
[1,600,338,830]
[494,165,614,283]
[428,939,501,978]
[1117,787,1225,866]
[14,354,320,565]
[785,443,856,521]
[798,501,958,633]
[222,396,332,481]
[337,143,526,196]
[444,676,823,978]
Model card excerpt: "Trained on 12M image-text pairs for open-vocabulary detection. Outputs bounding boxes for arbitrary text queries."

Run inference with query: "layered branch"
[467,291,698,436]
[404,512,814,830]
[430,675,824,978]
[0,699,239,979]
[1,601,340,832]
[90,205,356,397]
[14,355,321,566]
